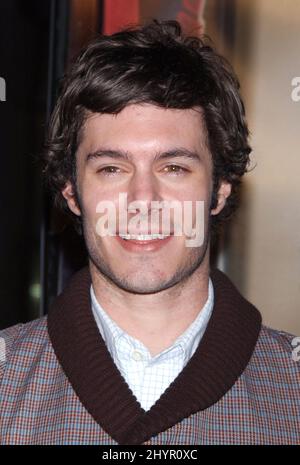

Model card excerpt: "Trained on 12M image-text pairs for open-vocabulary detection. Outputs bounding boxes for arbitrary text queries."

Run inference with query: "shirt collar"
[90,278,214,364]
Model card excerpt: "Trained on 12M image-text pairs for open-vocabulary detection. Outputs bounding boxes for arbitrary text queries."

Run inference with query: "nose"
[120,169,169,235]
[126,169,163,208]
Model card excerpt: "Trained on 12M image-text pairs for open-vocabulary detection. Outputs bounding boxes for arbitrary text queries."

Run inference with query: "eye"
[164,165,188,175]
[97,166,121,176]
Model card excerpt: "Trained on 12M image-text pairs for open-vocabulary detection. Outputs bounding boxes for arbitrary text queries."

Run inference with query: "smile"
[115,233,173,252]
[119,234,170,241]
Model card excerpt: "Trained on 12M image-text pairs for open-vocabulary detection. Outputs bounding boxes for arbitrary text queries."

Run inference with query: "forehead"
[78,104,208,157]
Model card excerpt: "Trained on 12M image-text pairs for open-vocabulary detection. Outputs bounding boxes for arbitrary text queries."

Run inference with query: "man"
[0,20,299,445]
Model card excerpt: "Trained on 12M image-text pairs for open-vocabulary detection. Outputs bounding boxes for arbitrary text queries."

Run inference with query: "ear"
[61,181,81,217]
[211,180,232,216]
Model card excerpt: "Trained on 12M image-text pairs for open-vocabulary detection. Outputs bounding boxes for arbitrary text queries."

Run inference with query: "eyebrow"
[86,148,202,164]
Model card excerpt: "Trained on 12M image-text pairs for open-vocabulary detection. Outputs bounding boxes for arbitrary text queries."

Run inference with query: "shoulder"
[258,324,299,358]
[0,316,48,345]
[0,317,49,383]
[248,324,300,382]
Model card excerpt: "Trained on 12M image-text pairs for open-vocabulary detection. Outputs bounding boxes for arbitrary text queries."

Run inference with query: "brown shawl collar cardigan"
[47,266,262,445]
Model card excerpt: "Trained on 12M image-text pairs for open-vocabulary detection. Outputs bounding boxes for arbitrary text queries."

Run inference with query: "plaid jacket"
[0,267,299,444]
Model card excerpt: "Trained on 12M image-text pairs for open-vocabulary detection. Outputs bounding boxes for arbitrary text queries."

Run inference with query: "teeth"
[119,234,170,241]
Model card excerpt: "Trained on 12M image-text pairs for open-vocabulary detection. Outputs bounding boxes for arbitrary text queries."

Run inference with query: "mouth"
[115,233,173,252]
[119,233,170,241]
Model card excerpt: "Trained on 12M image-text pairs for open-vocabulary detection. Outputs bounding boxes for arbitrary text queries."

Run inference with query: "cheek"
[80,175,107,216]
[81,189,123,238]
[178,176,212,205]
[80,190,103,235]
[195,171,213,206]
[179,179,212,230]
[82,193,99,221]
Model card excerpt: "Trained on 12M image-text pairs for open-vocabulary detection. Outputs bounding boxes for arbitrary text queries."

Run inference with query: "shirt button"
[131,350,143,361]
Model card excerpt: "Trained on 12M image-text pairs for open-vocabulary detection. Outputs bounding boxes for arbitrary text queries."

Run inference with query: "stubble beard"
[83,215,211,296]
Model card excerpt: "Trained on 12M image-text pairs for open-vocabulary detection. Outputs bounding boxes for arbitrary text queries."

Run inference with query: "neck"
[89,254,210,356]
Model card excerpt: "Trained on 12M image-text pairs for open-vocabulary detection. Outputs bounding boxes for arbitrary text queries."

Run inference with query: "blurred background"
[0,0,299,334]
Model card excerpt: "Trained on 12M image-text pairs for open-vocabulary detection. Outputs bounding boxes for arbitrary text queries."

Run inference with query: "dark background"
[0,0,51,328]
[0,0,102,328]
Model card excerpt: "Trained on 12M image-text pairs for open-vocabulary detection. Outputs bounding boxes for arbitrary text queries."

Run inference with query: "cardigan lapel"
[47,266,261,445]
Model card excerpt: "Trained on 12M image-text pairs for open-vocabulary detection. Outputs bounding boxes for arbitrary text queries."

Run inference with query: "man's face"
[63,104,230,294]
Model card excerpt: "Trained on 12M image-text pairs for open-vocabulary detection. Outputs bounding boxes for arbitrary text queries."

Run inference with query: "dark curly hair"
[43,19,251,236]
